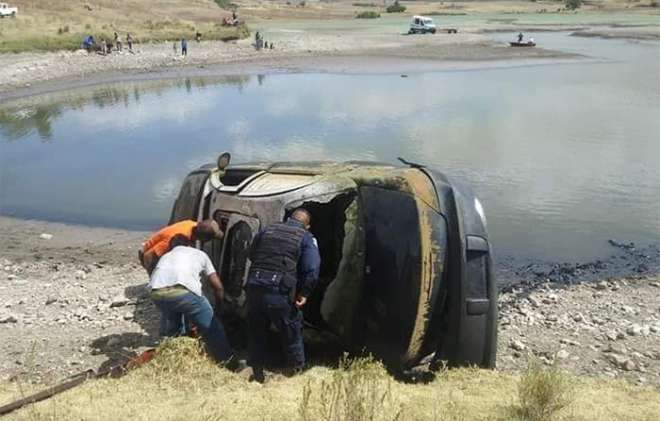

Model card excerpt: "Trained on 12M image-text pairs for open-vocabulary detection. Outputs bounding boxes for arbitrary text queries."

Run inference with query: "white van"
[409,15,436,34]
[0,3,17,18]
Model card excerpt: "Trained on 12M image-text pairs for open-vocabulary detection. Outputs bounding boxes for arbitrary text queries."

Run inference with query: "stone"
[572,313,585,323]
[556,349,570,359]
[605,343,627,354]
[626,324,647,336]
[123,312,133,321]
[542,294,558,304]
[510,339,527,352]
[39,233,53,240]
[528,295,542,308]
[0,315,18,324]
[45,297,57,305]
[75,270,87,280]
[595,281,608,290]
[110,297,129,308]
[606,354,635,371]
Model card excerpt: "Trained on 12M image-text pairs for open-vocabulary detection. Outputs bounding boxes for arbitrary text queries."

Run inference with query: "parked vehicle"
[0,3,17,17]
[170,153,498,370]
[409,15,436,34]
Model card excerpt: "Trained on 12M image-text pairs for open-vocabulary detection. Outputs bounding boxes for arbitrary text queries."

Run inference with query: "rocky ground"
[1,216,660,389]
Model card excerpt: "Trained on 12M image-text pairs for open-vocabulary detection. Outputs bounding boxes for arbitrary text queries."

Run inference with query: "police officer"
[246,208,321,383]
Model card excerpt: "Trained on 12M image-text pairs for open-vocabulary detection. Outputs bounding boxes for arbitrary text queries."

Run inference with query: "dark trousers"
[247,287,304,375]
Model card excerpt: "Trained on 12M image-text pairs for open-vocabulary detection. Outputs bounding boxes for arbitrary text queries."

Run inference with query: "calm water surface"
[1,33,659,262]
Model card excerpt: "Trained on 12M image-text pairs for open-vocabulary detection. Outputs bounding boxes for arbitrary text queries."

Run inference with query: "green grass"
[2,338,660,421]
[0,25,249,53]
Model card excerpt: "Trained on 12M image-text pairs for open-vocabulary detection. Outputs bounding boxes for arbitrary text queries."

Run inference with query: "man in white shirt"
[149,235,234,364]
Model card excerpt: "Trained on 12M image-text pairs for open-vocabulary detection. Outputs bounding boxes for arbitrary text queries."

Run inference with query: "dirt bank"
[1,216,659,388]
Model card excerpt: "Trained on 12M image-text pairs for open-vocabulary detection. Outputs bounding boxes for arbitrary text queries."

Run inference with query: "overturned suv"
[170,153,497,369]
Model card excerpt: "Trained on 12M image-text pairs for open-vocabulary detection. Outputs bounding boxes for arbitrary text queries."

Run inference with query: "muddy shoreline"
[0,32,581,102]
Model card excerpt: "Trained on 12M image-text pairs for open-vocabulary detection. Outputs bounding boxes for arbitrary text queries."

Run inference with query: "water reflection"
[1,35,659,262]
[0,76,253,141]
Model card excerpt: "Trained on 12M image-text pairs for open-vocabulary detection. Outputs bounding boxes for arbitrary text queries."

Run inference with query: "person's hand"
[294,295,307,309]
[214,289,224,306]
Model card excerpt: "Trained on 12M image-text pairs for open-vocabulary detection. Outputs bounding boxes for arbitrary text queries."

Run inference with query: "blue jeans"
[151,289,233,362]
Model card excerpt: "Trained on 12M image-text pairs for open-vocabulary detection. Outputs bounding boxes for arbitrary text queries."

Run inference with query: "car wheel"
[431,29,436,34]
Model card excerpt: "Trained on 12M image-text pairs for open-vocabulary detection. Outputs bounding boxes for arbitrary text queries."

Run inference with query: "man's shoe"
[283,365,305,378]
[249,368,266,384]
[224,357,248,373]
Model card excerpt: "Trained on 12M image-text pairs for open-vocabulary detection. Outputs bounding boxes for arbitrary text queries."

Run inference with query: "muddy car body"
[170,157,497,369]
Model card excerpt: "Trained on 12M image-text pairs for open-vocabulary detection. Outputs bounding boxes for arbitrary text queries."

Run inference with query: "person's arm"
[201,253,224,306]
[207,272,225,306]
[295,234,321,308]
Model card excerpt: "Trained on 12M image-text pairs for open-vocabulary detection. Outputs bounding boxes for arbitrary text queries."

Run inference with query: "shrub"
[510,359,574,421]
[386,1,406,13]
[214,0,230,9]
[564,0,582,10]
[299,356,403,421]
[356,11,381,18]
[651,0,659,7]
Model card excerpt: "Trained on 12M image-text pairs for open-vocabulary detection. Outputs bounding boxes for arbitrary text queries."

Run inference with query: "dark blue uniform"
[246,218,321,378]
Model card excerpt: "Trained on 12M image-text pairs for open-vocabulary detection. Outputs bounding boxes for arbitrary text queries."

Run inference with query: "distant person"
[181,38,188,56]
[232,10,237,21]
[126,33,133,52]
[114,32,122,52]
[139,219,223,274]
[196,31,202,43]
[100,38,107,55]
[517,32,523,43]
[270,42,274,50]
[149,235,242,370]
[82,35,95,52]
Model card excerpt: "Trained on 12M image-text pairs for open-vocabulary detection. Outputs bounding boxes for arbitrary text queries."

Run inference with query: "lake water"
[1,32,659,262]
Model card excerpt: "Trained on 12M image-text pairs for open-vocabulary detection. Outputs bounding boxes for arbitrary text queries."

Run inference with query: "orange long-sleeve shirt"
[143,220,197,258]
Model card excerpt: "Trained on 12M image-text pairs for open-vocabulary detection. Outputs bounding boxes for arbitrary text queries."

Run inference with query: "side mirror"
[217,152,231,171]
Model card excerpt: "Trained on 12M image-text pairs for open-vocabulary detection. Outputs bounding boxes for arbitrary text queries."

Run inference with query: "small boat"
[509,41,536,47]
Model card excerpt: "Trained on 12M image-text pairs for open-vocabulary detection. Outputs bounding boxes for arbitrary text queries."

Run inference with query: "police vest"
[248,222,307,291]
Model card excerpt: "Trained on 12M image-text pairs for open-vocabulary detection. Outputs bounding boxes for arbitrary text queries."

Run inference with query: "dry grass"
[0,0,248,53]
[2,338,660,421]
[510,359,574,421]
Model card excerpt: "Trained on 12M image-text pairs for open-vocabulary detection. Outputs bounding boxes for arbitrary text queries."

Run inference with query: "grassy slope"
[0,0,248,53]
[1,338,659,421]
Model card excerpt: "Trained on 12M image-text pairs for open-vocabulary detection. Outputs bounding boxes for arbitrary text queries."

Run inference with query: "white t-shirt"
[148,246,216,297]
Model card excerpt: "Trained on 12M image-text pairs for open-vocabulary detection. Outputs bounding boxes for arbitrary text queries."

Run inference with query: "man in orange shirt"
[139,219,223,274]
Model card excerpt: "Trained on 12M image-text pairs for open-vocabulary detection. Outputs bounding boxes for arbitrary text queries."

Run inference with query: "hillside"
[0,0,248,53]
